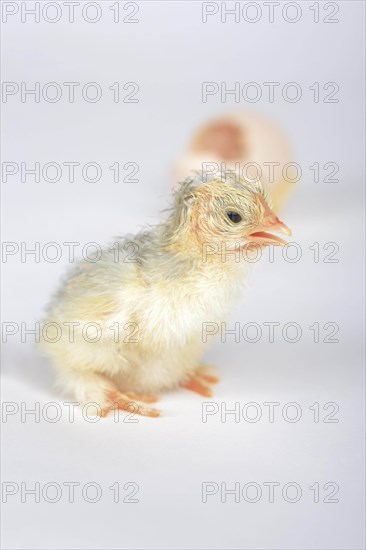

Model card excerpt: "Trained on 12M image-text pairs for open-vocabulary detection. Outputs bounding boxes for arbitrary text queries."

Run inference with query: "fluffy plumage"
[39,172,290,417]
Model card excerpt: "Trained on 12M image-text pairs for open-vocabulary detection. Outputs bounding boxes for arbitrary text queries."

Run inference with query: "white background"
[1,1,365,549]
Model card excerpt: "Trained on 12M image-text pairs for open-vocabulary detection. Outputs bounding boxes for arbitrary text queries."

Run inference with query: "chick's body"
[40,173,290,416]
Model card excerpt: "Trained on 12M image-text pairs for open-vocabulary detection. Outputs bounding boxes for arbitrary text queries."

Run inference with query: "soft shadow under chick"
[39,172,291,417]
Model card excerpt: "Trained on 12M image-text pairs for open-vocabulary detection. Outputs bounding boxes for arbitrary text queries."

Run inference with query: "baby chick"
[40,172,291,417]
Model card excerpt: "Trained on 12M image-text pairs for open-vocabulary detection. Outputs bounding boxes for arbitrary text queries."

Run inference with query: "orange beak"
[247,196,292,246]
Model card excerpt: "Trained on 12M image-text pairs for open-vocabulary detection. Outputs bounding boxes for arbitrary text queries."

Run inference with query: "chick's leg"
[181,364,219,397]
[56,370,160,418]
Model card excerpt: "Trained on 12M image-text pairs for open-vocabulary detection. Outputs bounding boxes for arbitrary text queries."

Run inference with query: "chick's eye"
[226,211,242,223]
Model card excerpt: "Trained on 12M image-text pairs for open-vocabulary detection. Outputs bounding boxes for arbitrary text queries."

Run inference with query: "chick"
[39,172,291,417]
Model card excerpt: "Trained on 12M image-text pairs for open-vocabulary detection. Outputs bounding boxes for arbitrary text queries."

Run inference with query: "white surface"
[1,2,365,549]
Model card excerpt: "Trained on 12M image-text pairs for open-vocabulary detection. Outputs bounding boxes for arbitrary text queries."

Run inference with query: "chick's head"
[173,172,291,256]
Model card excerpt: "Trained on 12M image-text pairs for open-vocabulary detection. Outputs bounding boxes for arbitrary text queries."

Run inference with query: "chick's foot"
[101,390,161,418]
[197,365,220,385]
[125,392,159,403]
[182,365,220,397]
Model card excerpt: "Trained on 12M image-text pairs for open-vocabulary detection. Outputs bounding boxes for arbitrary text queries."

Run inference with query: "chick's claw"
[102,391,161,418]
